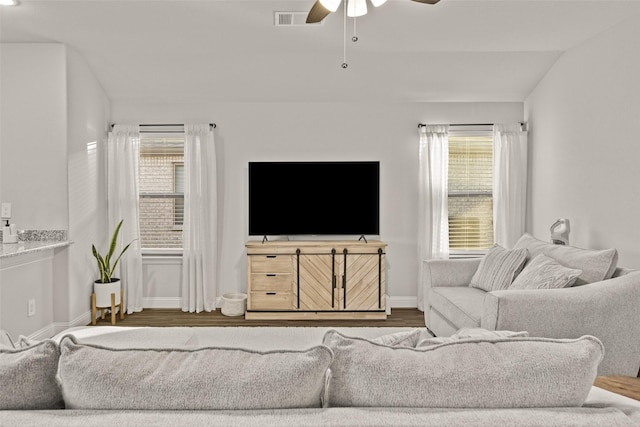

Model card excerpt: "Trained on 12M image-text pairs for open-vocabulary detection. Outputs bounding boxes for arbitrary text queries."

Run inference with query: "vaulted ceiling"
[2,0,640,103]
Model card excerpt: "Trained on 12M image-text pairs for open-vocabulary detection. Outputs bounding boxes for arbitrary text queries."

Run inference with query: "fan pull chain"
[342,3,348,68]
[352,17,358,42]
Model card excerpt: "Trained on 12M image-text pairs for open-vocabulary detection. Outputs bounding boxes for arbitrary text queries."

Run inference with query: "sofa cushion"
[469,244,528,291]
[430,286,486,330]
[510,254,583,290]
[416,327,529,347]
[370,329,433,347]
[513,233,618,285]
[0,339,64,409]
[58,335,333,410]
[322,330,603,408]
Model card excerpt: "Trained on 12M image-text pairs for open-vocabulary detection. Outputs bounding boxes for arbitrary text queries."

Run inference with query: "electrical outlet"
[27,299,36,317]
[0,202,11,220]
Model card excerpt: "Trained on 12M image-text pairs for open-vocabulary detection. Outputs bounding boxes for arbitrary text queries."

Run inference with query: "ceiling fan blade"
[411,0,441,4]
[307,0,332,23]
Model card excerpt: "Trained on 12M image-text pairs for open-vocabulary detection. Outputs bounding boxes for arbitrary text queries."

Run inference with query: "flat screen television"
[248,161,380,237]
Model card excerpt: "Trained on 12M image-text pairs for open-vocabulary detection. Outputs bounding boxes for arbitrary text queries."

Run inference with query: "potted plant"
[91,219,135,308]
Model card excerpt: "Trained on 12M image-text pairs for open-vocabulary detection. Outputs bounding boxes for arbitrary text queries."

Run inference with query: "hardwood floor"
[594,376,640,401]
[88,308,639,401]
[89,307,426,328]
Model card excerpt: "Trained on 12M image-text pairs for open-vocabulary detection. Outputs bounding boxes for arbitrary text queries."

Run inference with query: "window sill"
[449,250,488,260]
[142,248,183,257]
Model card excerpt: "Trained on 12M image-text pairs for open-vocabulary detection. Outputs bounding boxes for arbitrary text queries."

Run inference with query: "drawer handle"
[266,255,277,259]
[266,274,276,277]
[266,292,277,295]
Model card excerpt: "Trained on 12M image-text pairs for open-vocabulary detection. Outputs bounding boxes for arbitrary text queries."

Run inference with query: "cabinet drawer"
[250,273,292,291]
[249,255,293,273]
[249,291,294,310]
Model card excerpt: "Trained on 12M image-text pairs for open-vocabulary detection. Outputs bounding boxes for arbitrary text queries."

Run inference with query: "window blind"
[448,134,494,253]
[139,134,185,249]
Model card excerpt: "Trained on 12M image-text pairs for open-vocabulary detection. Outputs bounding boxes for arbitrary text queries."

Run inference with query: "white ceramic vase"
[94,279,121,307]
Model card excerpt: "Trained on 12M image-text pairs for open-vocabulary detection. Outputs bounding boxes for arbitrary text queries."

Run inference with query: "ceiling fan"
[306,0,441,24]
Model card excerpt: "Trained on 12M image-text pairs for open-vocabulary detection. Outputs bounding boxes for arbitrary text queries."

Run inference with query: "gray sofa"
[2,325,640,426]
[424,233,640,377]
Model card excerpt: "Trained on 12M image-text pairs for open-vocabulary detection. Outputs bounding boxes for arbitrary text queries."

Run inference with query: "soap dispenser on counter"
[2,223,18,244]
[1,202,18,244]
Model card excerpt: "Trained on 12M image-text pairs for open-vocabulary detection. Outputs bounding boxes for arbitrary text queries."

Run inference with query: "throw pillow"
[0,329,15,349]
[17,335,40,348]
[416,327,529,347]
[509,254,583,290]
[58,335,333,410]
[513,233,618,285]
[0,340,64,409]
[469,244,528,292]
[323,329,602,408]
[371,329,433,347]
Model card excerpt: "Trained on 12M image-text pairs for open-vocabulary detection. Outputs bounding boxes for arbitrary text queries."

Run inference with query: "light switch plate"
[0,203,11,220]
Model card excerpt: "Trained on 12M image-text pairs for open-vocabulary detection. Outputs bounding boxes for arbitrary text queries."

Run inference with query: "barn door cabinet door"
[335,249,386,311]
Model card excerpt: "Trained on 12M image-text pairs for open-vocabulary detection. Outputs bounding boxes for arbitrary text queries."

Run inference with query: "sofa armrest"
[423,258,481,289]
[423,258,481,316]
[481,272,640,376]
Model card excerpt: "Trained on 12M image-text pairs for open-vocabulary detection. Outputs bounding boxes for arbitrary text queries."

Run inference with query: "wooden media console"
[245,240,387,320]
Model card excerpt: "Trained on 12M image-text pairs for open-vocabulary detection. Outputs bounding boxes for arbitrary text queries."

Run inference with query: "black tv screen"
[248,161,380,236]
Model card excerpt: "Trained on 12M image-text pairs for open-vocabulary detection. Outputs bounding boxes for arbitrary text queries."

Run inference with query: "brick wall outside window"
[139,153,184,248]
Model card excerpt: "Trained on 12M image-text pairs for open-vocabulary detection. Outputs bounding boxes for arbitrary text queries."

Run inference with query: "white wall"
[114,101,523,306]
[65,47,111,326]
[0,44,68,229]
[0,44,68,338]
[524,16,640,269]
[0,43,111,337]
[0,251,56,339]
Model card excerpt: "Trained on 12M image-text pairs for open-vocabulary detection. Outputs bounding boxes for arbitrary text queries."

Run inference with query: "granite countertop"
[0,240,72,259]
[0,230,71,259]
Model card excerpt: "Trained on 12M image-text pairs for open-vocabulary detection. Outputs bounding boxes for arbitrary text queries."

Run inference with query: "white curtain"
[181,124,218,313]
[107,125,144,314]
[417,125,450,311]
[493,123,528,249]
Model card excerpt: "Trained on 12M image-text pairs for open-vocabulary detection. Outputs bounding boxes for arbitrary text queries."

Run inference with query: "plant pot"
[94,279,121,307]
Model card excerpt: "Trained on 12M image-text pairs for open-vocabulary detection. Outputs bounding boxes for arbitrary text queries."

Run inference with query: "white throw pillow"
[0,329,15,349]
[416,327,529,347]
[469,244,528,292]
[513,233,618,285]
[371,329,433,347]
[323,329,603,408]
[58,334,333,410]
[0,340,64,409]
[509,254,582,290]
[17,335,40,348]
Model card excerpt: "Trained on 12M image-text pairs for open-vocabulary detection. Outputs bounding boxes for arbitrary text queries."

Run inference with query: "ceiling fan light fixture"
[347,0,367,17]
[319,0,342,12]
[370,0,388,7]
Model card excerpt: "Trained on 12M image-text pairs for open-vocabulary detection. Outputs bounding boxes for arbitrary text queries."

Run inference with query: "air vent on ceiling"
[274,11,320,26]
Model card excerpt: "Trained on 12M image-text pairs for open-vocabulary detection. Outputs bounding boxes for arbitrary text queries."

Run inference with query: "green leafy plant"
[92,219,136,283]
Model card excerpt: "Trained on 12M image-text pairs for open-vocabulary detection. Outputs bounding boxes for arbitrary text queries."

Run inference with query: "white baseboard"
[27,324,57,341]
[29,311,92,340]
[388,296,418,308]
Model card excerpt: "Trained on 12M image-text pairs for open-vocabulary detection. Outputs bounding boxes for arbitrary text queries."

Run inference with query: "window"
[138,132,185,250]
[448,130,493,257]
[173,163,184,227]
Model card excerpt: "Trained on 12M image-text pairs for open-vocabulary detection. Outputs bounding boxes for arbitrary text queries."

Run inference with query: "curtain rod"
[418,123,523,128]
[110,123,216,130]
